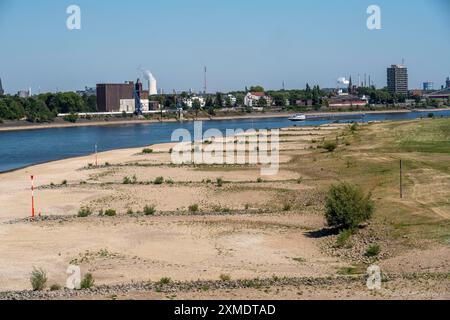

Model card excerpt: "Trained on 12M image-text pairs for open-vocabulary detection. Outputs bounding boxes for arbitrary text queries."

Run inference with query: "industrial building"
[325,95,368,109]
[424,88,450,100]
[96,79,160,113]
[387,64,408,95]
[423,82,434,92]
[0,78,4,96]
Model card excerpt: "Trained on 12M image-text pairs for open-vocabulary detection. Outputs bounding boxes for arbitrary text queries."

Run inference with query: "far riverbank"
[0,108,448,133]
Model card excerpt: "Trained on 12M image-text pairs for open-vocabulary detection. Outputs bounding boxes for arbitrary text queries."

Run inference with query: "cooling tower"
[142,70,158,95]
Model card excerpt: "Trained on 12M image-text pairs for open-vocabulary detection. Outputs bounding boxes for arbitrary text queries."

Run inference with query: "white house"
[244,92,271,107]
[182,96,206,108]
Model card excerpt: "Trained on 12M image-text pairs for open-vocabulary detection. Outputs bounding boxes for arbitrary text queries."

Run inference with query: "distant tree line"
[0,92,96,122]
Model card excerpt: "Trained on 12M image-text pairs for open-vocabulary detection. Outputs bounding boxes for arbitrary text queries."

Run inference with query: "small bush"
[350,122,359,132]
[61,180,68,186]
[257,178,263,183]
[216,178,224,187]
[282,203,292,212]
[104,209,117,217]
[142,148,154,154]
[127,209,134,215]
[158,277,172,285]
[165,179,174,184]
[50,284,61,291]
[30,267,47,291]
[80,273,95,289]
[63,113,79,123]
[78,207,93,218]
[144,205,156,216]
[154,176,164,185]
[123,176,132,184]
[366,244,381,257]
[325,182,374,229]
[336,229,353,248]
[189,204,199,213]
[322,140,337,152]
[220,274,231,281]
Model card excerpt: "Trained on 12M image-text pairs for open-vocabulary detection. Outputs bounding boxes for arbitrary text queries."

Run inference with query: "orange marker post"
[31,175,35,218]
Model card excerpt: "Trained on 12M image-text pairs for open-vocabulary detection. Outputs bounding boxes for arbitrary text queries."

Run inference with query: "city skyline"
[0,0,449,94]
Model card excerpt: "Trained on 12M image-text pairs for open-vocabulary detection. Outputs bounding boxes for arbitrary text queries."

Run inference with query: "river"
[1,110,449,173]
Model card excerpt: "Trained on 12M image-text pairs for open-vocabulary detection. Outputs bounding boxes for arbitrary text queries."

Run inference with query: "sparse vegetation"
[336,229,353,248]
[322,140,337,152]
[154,176,164,185]
[78,206,93,218]
[144,205,156,216]
[50,284,61,291]
[30,267,47,291]
[104,209,117,217]
[158,277,172,285]
[189,204,199,213]
[220,274,231,281]
[366,244,381,257]
[80,273,95,289]
[325,182,374,229]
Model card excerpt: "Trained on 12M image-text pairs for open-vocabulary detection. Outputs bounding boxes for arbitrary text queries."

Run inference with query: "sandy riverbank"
[0,120,448,299]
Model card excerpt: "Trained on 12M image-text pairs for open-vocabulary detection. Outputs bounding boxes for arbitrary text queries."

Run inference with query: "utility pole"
[204,66,207,95]
[400,159,403,199]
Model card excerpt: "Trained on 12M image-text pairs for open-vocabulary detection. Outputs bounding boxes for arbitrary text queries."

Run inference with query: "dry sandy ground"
[0,123,448,299]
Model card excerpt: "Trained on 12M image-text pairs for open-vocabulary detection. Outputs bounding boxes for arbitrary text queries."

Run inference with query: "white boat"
[289,114,307,121]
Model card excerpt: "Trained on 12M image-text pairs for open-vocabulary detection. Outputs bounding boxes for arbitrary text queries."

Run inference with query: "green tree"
[249,86,264,93]
[257,97,268,108]
[215,92,223,107]
[325,182,374,229]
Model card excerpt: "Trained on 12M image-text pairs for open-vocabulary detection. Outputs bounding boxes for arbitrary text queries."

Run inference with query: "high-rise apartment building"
[387,64,408,95]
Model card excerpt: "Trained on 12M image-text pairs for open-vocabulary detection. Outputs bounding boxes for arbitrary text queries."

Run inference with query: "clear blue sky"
[0,0,449,94]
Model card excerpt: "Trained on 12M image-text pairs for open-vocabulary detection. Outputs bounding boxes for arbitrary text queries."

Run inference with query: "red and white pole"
[95,144,98,167]
[31,175,35,218]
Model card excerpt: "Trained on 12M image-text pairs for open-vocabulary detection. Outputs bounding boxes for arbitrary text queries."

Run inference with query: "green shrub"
[366,244,381,257]
[282,203,292,212]
[78,207,93,218]
[350,122,359,132]
[257,178,263,183]
[50,284,61,291]
[165,179,174,184]
[142,148,154,154]
[63,113,79,123]
[216,178,224,187]
[325,182,374,229]
[158,277,172,285]
[220,274,231,281]
[127,209,134,215]
[123,176,132,184]
[322,140,337,152]
[336,229,353,248]
[189,204,199,213]
[144,205,156,216]
[104,209,117,217]
[80,273,95,289]
[30,267,47,291]
[154,176,164,185]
